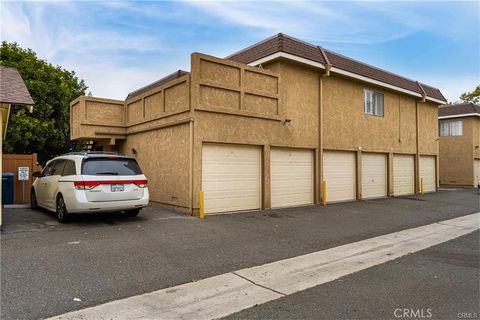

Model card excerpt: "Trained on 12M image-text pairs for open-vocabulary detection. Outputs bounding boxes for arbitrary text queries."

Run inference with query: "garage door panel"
[393,154,415,196]
[202,144,261,214]
[203,172,260,180]
[203,180,259,191]
[362,153,387,199]
[271,193,312,207]
[271,148,313,208]
[272,186,312,196]
[271,172,312,185]
[271,164,311,174]
[203,164,259,174]
[323,151,356,202]
[205,196,260,213]
[273,180,312,189]
[419,156,436,193]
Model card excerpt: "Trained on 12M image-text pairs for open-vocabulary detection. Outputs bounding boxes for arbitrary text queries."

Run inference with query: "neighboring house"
[0,65,34,227]
[0,66,34,138]
[70,34,446,215]
[438,103,480,187]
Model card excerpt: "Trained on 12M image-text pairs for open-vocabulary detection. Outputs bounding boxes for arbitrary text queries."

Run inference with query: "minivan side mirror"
[32,171,44,178]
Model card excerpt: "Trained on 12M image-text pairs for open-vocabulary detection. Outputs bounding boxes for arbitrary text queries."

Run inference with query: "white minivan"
[31,152,149,222]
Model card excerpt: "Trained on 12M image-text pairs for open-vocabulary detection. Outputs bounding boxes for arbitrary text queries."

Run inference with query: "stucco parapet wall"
[190,53,282,119]
[125,75,191,126]
[70,96,124,107]
[124,75,190,105]
[71,73,193,140]
[70,96,126,140]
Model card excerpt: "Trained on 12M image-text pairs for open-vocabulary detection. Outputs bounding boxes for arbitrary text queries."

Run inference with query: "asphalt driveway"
[1,189,479,320]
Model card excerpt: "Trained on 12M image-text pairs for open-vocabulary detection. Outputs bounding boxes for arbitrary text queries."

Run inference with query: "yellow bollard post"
[420,177,424,195]
[322,180,327,206]
[199,191,205,219]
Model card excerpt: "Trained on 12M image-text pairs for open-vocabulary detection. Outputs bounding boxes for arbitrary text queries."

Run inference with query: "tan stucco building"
[438,103,480,187]
[70,34,446,215]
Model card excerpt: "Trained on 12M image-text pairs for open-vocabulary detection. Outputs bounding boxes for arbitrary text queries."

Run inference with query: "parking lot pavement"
[1,189,479,320]
[224,230,480,320]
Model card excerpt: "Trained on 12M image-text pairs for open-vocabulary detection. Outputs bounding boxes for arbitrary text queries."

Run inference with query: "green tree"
[459,85,480,104]
[1,42,87,164]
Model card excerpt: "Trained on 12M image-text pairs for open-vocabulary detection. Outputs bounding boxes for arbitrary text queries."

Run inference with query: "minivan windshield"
[82,157,143,176]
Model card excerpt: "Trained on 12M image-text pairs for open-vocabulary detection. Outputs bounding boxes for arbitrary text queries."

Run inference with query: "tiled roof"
[126,70,189,100]
[227,33,446,102]
[438,103,480,117]
[0,66,34,105]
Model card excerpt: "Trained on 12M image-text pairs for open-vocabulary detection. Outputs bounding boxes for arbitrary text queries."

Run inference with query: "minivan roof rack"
[61,151,126,156]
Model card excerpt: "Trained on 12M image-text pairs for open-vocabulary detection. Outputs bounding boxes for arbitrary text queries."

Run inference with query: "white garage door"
[271,148,313,208]
[474,159,480,187]
[419,156,436,193]
[393,154,415,196]
[202,144,261,214]
[323,151,356,202]
[362,153,387,199]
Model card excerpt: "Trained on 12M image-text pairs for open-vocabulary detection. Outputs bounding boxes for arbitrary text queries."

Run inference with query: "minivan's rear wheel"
[56,195,71,223]
[30,189,38,210]
[125,209,140,217]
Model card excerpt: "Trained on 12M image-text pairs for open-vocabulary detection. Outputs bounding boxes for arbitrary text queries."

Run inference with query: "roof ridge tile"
[226,33,446,102]
[324,48,442,92]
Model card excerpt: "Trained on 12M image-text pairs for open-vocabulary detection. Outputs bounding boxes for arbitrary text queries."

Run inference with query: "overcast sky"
[1,1,478,102]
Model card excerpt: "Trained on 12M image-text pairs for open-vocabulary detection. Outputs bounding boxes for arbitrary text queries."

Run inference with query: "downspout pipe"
[416,81,427,102]
[318,46,332,76]
[415,82,426,193]
[317,46,331,203]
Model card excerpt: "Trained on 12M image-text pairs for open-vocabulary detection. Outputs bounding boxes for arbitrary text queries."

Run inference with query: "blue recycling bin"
[2,172,15,205]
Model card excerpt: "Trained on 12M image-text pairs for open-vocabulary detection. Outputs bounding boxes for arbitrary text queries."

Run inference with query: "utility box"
[2,172,15,205]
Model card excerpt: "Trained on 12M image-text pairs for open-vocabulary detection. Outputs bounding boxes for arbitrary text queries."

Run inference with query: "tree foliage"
[459,85,480,104]
[1,41,87,164]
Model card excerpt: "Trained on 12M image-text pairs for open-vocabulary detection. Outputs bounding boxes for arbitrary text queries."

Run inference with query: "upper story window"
[364,90,384,116]
[439,120,463,136]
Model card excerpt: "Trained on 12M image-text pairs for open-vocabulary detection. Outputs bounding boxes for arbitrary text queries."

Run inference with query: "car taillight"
[74,181,100,190]
[134,180,148,188]
[74,180,147,189]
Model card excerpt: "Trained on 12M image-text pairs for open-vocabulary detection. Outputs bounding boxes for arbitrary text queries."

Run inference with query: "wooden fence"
[2,153,43,204]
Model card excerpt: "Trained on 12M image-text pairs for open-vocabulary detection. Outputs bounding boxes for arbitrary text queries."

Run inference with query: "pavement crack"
[436,222,473,228]
[232,272,287,297]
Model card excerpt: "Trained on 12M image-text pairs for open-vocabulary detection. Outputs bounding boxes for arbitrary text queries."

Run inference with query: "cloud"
[0,1,173,99]
[419,75,479,103]
[182,0,427,44]
[68,62,168,99]
[0,2,32,45]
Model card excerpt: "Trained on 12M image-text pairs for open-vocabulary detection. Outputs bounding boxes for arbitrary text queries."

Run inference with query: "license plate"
[111,184,124,192]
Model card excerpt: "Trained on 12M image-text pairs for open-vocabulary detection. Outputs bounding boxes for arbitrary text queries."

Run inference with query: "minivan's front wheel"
[30,189,38,210]
[125,209,140,217]
[56,195,71,223]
